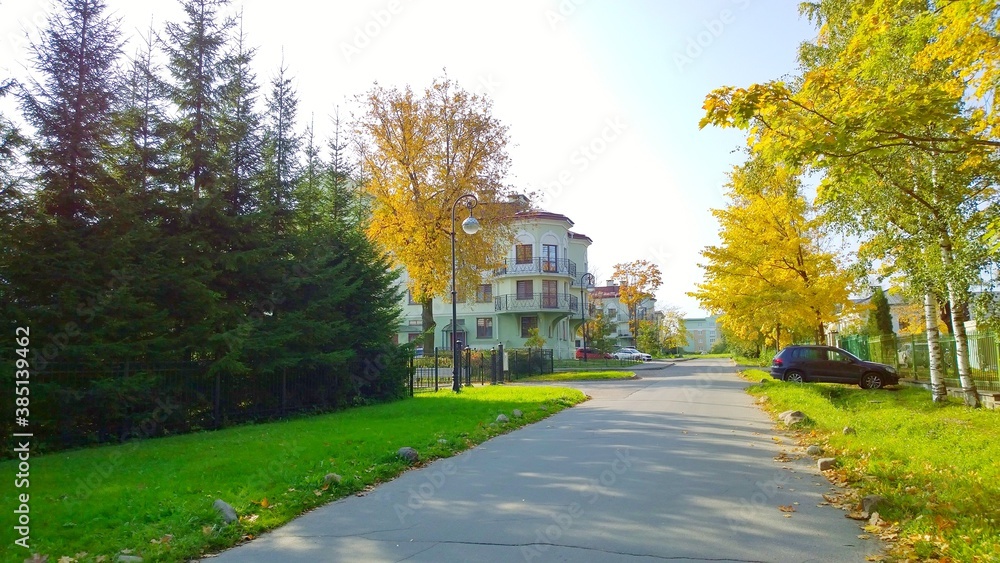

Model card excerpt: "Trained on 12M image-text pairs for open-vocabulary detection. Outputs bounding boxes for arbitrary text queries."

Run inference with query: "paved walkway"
[208,359,881,562]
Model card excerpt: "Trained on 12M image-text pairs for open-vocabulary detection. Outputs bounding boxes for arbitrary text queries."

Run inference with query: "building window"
[477,318,493,339]
[515,244,533,264]
[408,319,422,326]
[476,284,493,303]
[542,280,558,308]
[516,280,533,300]
[542,244,558,272]
[607,308,617,319]
[521,316,538,337]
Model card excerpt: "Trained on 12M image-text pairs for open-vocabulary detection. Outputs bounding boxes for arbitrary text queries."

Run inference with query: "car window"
[828,349,852,363]
[794,347,824,361]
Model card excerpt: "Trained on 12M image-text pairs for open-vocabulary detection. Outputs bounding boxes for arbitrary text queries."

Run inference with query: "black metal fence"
[1,349,411,457]
[410,347,555,392]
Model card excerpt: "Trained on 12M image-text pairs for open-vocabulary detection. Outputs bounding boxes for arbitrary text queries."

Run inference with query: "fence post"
[498,343,505,383]
[409,352,414,397]
[434,347,439,392]
[465,347,472,386]
[281,367,287,416]
[213,371,222,429]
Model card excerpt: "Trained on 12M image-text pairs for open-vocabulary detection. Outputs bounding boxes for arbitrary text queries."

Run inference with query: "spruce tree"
[260,57,300,230]
[13,0,125,362]
[867,286,894,336]
[164,0,232,199]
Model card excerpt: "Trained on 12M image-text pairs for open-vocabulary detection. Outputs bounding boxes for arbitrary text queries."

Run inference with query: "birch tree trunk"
[940,235,981,407]
[924,292,948,402]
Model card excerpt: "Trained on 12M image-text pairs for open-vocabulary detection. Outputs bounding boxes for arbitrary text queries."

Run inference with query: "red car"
[576,347,610,360]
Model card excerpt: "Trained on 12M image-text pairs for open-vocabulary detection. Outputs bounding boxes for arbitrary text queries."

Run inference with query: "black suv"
[770,345,898,389]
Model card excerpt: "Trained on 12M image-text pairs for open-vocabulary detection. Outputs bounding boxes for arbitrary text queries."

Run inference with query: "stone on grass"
[862,495,885,516]
[780,410,806,425]
[818,457,837,471]
[438,439,448,444]
[843,426,857,435]
[213,499,238,524]
[397,447,419,463]
[512,409,523,418]
[117,556,144,563]
[806,445,823,456]
[496,414,510,423]
[324,473,342,485]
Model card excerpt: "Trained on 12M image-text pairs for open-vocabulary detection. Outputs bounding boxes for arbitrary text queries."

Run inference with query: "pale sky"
[0,0,817,317]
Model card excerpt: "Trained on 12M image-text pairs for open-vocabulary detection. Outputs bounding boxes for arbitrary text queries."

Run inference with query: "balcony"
[495,293,580,314]
[493,258,577,278]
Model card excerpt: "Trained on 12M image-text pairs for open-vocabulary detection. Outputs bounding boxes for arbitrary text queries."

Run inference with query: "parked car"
[612,347,652,361]
[770,345,898,389]
[575,347,611,360]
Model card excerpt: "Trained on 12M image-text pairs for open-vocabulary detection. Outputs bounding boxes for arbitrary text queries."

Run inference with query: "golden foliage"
[355,76,525,304]
[689,158,856,346]
[611,260,663,338]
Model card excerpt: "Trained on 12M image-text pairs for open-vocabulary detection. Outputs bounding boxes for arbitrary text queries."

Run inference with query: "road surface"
[207,359,881,562]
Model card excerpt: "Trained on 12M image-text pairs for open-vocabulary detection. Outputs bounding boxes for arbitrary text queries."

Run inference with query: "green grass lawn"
[0,385,585,563]
[519,370,636,382]
[741,369,1000,561]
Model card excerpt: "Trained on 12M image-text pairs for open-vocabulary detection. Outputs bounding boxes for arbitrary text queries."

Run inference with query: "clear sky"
[0,0,818,317]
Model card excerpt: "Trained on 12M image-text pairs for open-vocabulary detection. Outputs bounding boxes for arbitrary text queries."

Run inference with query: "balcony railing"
[493,258,577,278]
[495,293,580,313]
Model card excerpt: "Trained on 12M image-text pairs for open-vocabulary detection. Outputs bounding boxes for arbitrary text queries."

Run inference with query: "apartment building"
[396,209,594,359]
[684,314,720,353]
[588,284,657,349]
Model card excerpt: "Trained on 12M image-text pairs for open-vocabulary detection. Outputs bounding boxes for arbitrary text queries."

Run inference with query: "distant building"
[395,209,594,359]
[588,283,656,349]
[684,314,720,353]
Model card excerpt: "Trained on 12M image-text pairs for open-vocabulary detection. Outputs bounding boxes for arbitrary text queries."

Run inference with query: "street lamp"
[451,193,480,392]
[579,272,596,361]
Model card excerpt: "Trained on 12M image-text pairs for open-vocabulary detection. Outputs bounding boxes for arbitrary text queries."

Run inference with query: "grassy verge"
[519,370,636,382]
[741,368,1000,561]
[552,359,641,370]
[0,385,585,563]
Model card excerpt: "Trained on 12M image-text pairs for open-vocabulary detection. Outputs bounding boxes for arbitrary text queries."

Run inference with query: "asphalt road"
[207,359,882,562]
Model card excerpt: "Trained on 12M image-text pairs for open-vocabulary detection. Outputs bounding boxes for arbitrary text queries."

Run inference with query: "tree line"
[694,0,1000,406]
[0,0,403,398]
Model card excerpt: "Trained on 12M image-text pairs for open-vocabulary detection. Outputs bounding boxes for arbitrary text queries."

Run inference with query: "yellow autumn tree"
[689,157,857,351]
[611,260,662,342]
[355,76,525,350]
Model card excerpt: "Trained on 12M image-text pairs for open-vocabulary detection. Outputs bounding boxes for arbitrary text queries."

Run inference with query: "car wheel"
[860,373,883,389]
[784,371,804,383]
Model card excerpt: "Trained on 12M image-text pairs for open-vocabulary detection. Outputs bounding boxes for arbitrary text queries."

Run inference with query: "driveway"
[208,359,881,562]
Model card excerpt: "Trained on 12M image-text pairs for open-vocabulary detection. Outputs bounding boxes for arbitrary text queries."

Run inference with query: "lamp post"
[451,193,480,392]
[579,272,596,361]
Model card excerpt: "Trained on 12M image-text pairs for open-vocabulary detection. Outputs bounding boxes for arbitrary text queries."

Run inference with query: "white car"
[612,347,652,361]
